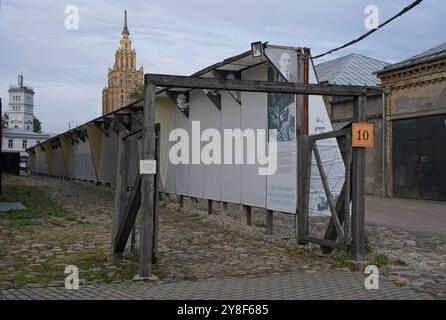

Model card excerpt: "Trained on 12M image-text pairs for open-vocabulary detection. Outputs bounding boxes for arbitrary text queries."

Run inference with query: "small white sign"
[140,160,157,175]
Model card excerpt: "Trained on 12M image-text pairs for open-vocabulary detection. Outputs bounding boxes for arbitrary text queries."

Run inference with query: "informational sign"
[352,123,374,148]
[140,160,157,175]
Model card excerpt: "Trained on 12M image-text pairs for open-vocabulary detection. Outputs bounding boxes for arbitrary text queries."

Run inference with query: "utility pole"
[66,121,74,130]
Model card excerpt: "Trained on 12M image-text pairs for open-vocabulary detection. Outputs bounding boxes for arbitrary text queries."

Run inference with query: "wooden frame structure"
[113,73,380,277]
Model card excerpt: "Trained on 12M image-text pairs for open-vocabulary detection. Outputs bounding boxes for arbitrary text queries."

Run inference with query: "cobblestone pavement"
[366,195,446,236]
[0,175,444,299]
[1,271,432,300]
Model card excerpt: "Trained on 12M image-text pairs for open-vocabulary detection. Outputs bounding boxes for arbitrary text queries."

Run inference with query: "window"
[22,140,27,149]
[8,140,13,148]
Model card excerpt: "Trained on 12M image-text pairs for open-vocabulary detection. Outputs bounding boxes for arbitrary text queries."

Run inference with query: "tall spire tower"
[102,10,144,115]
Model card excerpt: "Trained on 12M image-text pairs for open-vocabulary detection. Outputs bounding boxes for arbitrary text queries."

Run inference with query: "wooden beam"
[220,202,228,216]
[139,83,156,277]
[114,177,141,255]
[351,96,366,261]
[145,74,380,97]
[312,141,345,242]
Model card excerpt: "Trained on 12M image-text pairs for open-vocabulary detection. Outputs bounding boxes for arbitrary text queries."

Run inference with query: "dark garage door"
[393,114,446,201]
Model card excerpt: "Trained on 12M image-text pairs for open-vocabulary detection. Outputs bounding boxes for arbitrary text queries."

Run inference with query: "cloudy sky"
[0,0,444,133]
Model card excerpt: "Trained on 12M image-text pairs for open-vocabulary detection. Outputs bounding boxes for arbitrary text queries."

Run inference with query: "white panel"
[240,64,267,207]
[308,63,345,215]
[220,91,242,203]
[175,108,189,196]
[187,90,205,198]
[200,92,221,201]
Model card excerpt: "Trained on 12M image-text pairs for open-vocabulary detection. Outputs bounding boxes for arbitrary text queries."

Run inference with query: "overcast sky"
[0,0,444,133]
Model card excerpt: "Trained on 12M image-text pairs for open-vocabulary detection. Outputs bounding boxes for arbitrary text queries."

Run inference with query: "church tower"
[8,74,35,131]
[102,11,144,115]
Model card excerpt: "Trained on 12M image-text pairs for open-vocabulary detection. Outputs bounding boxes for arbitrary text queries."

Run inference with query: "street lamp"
[66,121,74,130]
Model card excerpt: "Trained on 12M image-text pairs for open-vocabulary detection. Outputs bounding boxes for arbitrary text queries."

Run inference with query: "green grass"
[0,175,74,225]
[374,253,389,266]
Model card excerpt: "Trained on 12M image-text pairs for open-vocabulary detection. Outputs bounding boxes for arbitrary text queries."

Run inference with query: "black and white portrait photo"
[202,89,221,110]
[212,70,242,105]
[264,47,299,83]
[167,91,190,115]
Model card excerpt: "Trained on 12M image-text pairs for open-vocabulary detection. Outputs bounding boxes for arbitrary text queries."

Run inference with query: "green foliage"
[128,84,144,102]
[1,113,8,128]
[374,253,389,266]
[33,116,42,133]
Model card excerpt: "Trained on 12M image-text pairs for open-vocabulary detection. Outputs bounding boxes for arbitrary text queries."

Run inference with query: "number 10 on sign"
[352,123,374,148]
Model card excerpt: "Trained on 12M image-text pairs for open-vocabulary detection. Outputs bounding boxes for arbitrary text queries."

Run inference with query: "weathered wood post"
[208,200,213,215]
[266,210,274,235]
[351,95,366,261]
[179,195,184,208]
[241,205,252,226]
[153,123,161,264]
[220,201,228,216]
[139,82,156,278]
[112,128,128,259]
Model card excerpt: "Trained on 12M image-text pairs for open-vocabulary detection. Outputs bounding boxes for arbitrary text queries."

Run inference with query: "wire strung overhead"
[312,0,424,59]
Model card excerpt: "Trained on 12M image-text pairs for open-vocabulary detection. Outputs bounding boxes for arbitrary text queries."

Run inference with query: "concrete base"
[133,274,159,282]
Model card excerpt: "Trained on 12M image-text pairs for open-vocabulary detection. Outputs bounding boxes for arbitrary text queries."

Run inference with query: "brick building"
[102,11,144,115]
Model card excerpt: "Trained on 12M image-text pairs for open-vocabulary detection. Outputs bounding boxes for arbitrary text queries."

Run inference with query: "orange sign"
[352,123,374,148]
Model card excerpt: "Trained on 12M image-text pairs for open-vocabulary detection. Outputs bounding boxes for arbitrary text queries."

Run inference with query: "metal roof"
[315,53,389,86]
[2,128,53,138]
[379,41,446,74]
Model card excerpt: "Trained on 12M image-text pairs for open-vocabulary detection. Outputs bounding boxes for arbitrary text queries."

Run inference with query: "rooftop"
[315,53,390,86]
[379,41,446,74]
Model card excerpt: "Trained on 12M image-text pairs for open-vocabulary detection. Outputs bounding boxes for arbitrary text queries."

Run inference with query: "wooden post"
[241,205,252,226]
[208,200,213,215]
[351,96,366,261]
[130,224,136,254]
[220,202,228,216]
[297,135,311,244]
[139,83,156,278]
[266,210,274,235]
[179,195,184,208]
[153,124,161,264]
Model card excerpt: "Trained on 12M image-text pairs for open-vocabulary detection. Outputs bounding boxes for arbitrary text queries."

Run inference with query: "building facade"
[102,11,144,115]
[378,42,446,201]
[1,75,52,157]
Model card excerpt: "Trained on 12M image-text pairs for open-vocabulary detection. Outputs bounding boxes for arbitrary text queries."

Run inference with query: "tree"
[33,117,42,133]
[1,113,8,129]
[128,84,144,102]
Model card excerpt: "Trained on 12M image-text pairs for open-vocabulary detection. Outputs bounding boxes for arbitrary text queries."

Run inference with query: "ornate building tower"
[102,11,144,115]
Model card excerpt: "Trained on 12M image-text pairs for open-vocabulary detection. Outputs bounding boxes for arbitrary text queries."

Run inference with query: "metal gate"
[393,114,446,201]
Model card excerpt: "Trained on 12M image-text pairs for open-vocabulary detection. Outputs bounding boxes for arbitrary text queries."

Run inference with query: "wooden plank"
[266,210,274,235]
[308,128,350,142]
[139,83,156,277]
[114,177,142,254]
[145,74,380,97]
[130,224,136,254]
[312,141,345,242]
[305,236,349,251]
[351,96,366,261]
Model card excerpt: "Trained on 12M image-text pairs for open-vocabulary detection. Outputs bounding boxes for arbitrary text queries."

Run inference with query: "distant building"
[377,42,446,201]
[102,10,144,115]
[2,74,51,157]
